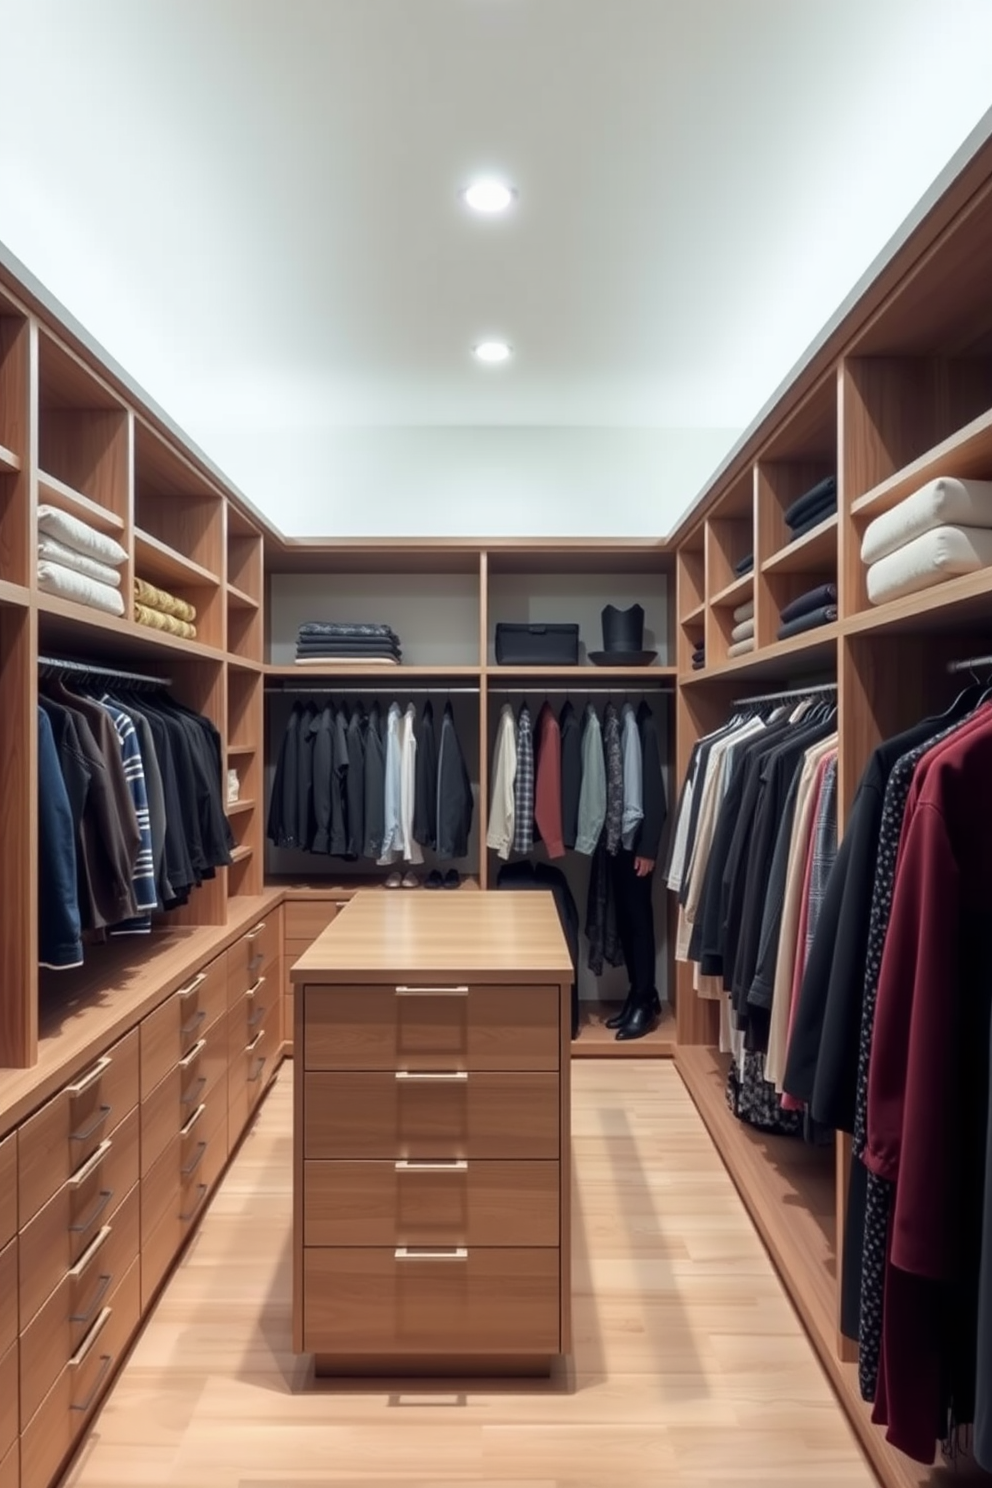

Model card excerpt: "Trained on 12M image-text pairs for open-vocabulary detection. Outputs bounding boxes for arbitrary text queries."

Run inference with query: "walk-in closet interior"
[2,5,992,1486]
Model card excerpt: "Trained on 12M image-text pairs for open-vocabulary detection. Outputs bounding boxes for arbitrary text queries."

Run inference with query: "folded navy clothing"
[733,553,754,577]
[783,475,837,530]
[786,498,837,538]
[691,658,706,671]
[298,621,399,640]
[776,604,838,640]
[779,583,838,625]
[296,636,401,653]
[691,648,705,662]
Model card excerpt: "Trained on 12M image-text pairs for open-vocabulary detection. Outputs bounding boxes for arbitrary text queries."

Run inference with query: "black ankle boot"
[615,990,661,1041]
[605,992,636,1029]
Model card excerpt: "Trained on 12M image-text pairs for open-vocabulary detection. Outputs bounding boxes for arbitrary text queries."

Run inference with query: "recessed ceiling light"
[461,179,516,214]
[474,340,512,363]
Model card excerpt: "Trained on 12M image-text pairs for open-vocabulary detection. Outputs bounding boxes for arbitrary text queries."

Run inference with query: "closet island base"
[291,890,574,1377]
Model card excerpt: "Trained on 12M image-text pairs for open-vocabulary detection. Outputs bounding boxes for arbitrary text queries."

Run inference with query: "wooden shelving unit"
[573,1001,676,1058]
[37,471,125,534]
[0,442,20,475]
[133,528,220,589]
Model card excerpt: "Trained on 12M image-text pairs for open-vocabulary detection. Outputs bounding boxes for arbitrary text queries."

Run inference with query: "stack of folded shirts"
[861,476,992,605]
[295,621,402,665]
[134,577,198,640]
[727,636,755,658]
[690,641,705,672]
[37,505,126,616]
[733,552,754,578]
[782,475,837,544]
[726,597,755,657]
[776,583,838,639]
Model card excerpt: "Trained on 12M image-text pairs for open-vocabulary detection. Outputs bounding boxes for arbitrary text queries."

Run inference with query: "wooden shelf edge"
[37,470,125,534]
[229,845,253,864]
[227,742,258,755]
[844,565,992,636]
[36,592,228,664]
[134,528,221,589]
[680,625,839,684]
[850,404,992,519]
[485,664,677,679]
[709,572,754,608]
[760,514,838,574]
[227,582,261,611]
[227,656,264,674]
[676,1044,960,1488]
[0,578,30,608]
[0,441,21,475]
[226,798,256,816]
[572,1001,676,1058]
[679,601,706,626]
[267,663,482,679]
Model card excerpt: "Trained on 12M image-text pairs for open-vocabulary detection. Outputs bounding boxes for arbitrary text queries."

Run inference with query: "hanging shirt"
[398,703,424,865]
[437,702,473,860]
[412,701,437,851]
[377,702,403,865]
[486,704,517,860]
[602,703,623,855]
[100,697,156,933]
[512,704,534,855]
[37,706,83,970]
[534,703,564,859]
[620,702,643,851]
[559,701,582,850]
[363,703,386,859]
[576,705,606,855]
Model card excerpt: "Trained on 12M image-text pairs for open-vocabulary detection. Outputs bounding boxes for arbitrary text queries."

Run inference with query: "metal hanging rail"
[948,653,992,674]
[264,684,481,696]
[38,655,171,689]
[732,680,837,708]
[489,685,672,696]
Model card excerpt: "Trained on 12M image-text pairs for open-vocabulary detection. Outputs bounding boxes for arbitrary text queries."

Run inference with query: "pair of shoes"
[385,870,420,889]
[605,993,636,1030]
[614,990,662,1042]
[424,869,461,890]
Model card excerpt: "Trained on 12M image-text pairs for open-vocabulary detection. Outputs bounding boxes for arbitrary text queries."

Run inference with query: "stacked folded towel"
[733,552,754,578]
[776,583,838,640]
[727,637,755,658]
[295,620,402,665]
[862,477,992,605]
[37,506,126,616]
[134,578,198,640]
[733,599,754,624]
[783,475,837,542]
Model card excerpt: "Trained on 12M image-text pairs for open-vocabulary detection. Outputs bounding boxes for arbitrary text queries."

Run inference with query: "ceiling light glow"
[462,179,516,214]
[474,340,512,363]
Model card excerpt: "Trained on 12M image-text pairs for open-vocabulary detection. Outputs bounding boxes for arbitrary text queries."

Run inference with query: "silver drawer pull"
[70,1188,114,1235]
[395,1071,468,1082]
[180,1182,208,1223]
[395,1247,467,1261]
[245,1029,265,1054]
[70,1305,112,1369]
[181,1007,207,1038]
[180,1102,206,1140]
[179,1037,207,1070]
[71,1352,112,1413]
[248,1055,267,1085]
[69,1138,112,1189]
[69,1224,112,1280]
[246,921,267,940]
[177,972,207,1000]
[246,975,266,998]
[181,1139,208,1179]
[67,1055,111,1097]
[395,985,469,997]
[180,1074,207,1109]
[395,1160,468,1172]
[71,1104,112,1143]
[71,1269,113,1325]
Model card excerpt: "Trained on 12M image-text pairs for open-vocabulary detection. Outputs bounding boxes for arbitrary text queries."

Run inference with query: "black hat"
[588,603,657,666]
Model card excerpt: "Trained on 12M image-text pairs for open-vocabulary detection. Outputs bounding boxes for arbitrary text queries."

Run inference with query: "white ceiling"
[1,0,992,528]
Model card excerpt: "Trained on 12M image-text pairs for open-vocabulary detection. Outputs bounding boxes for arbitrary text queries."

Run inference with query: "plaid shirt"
[513,704,534,854]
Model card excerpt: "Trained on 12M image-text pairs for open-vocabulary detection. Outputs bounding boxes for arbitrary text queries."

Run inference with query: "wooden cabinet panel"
[0,1239,16,1357]
[20,1257,141,1488]
[304,1071,560,1161]
[140,994,181,1097]
[304,1160,559,1248]
[0,1134,15,1247]
[304,983,560,1072]
[229,912,281,990]
[303,1248,559,1355]
[141,1203,182,1313]
[284,899,339,942]
[180,1097,227,1236]
[141,1065,181,1178]
[228,971,273,1054]
[0,1440,16,1488]
[177,950,227,1058]
[20,1182,140,1425]
[141,1130,180,1246]
[18,1028,139,1225]
[0,1342,15,1465]
[20,1104,139,1328]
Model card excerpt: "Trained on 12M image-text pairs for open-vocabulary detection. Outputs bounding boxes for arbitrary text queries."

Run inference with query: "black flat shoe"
[605,995,635,1030]
[443,869,461,889]
[615,1003,660,1041]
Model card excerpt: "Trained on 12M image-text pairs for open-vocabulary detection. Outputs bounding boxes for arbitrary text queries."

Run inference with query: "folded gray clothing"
[783,475,837,529]
[296,637,401,652]
[776,604,838,640]
[732,599,754,624]
[730,618,755,644]
[295,648,402,661]
[298,621,399,640]
[779,583,838,625]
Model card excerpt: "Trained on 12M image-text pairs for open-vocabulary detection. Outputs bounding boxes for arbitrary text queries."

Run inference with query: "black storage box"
[494,622,579,666]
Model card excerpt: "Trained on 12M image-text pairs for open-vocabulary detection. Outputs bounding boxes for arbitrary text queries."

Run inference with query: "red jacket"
[534,703,564,859]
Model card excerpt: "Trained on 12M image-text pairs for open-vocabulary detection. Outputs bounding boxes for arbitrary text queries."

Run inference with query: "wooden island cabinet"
[290,891,573,1376]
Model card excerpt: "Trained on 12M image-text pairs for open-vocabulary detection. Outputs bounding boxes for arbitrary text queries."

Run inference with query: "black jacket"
[635,702,667,862]
[436,703,473,860]
[559,701,582,850]
[268,702,302,850]
[345,706,366,859]
[310,705,334,853]
[363,703,386,860]
[413,702,438,850]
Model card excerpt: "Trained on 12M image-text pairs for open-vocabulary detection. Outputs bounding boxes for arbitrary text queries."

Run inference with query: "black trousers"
[609,848,656,998]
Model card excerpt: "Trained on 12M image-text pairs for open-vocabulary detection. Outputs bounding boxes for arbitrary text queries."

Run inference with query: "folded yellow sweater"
[134,602,198,641]
[134,576,197,624]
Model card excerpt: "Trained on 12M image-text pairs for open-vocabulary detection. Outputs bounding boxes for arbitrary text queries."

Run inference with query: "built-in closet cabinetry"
[671,130,992,1488]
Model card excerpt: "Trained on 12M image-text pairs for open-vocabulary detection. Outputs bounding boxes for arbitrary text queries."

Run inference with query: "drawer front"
[180,1008,228,1117]
[20,1182,140,1425]
[304,1071,560,1160]
[0,1342,15,1463]
[230,913,281,988]
[20,1104,139,1327]
[21,1257,141,1488]
[141,1203,182,1313]
[180,1101,227,1236]
[303,1248,559,1355]
[304,984,560,1072]
[285,899,339,942]
[0,1239,16,1355]
[0,1134,15,1247]
[142,1131,180,1244]
[140,993,181,1096]
[19,1028,139,1224]
[141,1065,181,1177]
[304,1160,560,1248]
[177,951,228,1058]
[0,1441,16,1488]
[229,972,273,1052]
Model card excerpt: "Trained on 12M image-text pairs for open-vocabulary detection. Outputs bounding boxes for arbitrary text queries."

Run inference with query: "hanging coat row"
[267,698,473,864]
[39,676,234,971]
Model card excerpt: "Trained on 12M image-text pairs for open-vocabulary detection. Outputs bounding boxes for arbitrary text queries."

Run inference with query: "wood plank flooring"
[62,1061,877,1488]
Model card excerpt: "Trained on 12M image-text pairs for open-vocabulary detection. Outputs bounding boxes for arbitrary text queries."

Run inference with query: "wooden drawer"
[228,971,274,1051]
[19,1028,139,1225]
[21,1103,139,1327]
[142,1129,180,1245]
[0,1239,15,1356]
[20,1182,140,1425]
[179,1099,227,1236]
[21,1257,141,1488]
[180,1007,228,1117]
[303,1248,559,1355]
[140,992,181,1096]
[0,1340,15,1463]
[304,1071,560,1160]
[285,899,339,942]
[0,1134,15,1247]
[176,950,228,1058]
[141,1201,182,1312]
[141,1064,181,1178]
[229,912,281,988]
[304,1160,559,1248]
[0,1440,16,1488]
[303,983,560,1072]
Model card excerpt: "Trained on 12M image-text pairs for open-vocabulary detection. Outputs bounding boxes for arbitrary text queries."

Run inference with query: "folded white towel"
[862,477,992,565]
[866,524,992,605]
[38,536,121,588]
[732,599,754,624]
[727,637,755,658]
[37,504,127,567]
[38,560,126,616]
[730,618,755,644]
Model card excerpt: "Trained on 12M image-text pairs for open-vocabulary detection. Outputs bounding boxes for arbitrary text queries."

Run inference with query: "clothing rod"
[38,655,171,688]
[948,653,992,673]
[489,686,672,696]
[733,680,837,707]
[264,685,480,696]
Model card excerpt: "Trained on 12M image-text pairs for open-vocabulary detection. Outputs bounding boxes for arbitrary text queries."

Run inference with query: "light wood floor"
[62,1061,877,1488]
